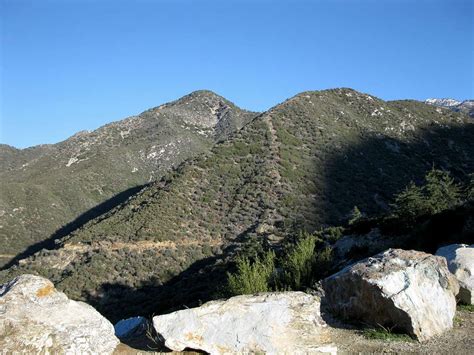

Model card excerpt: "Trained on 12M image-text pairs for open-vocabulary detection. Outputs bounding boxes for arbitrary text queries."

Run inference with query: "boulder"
[436,244,474,304]
[153,292,336,354]
[322,249,459,342]
[0,274,119,353]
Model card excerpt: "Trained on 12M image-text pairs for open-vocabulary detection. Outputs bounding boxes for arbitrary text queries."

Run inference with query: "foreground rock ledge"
[436,244,474,305]
[0,274,119,354]
[153,292,336,354]
[322,248,459,342]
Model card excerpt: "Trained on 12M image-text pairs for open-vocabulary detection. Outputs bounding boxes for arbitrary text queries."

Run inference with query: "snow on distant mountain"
[425,98,474,118]
[425,98,461,107]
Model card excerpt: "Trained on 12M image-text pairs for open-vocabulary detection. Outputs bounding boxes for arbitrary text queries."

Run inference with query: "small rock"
[0,274,119,353]
[322,249,459,342]
[114,316,148,338]
[153,292,336,354]
[436,244,474,304]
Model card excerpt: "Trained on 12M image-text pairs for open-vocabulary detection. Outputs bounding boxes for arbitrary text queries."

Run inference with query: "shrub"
[226,250,275,296]
[280,233,334,290]
[281,233,317,289]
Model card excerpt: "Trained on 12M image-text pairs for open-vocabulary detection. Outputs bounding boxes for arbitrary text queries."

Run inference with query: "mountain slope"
[0,91,257,267]
[2,88,473,321]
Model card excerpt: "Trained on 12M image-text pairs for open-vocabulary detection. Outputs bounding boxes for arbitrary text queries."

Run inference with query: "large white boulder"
[436,244,474,304]
[322,249,459,342]
[0,274,119,353]
[153,292,336,354]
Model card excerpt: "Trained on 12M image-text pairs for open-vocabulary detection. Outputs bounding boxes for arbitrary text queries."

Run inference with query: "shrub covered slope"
[0,91,256,267]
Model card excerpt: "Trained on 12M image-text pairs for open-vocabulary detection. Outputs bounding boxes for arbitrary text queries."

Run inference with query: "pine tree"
[392,181,428,219]
[348,206,363,225]
[424,168,461,213]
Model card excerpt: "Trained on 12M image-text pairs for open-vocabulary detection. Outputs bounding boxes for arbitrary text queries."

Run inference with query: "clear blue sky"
[1,0,473,148]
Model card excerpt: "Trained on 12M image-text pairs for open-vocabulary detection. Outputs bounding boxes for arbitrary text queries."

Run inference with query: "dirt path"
[63,239,221,253]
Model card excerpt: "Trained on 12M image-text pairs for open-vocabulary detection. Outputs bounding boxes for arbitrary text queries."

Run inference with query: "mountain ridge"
[0,90,257,267]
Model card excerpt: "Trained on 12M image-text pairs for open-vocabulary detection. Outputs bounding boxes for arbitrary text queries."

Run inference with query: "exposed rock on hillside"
[0,274,119,353]
[436,244,474,304]
[0,90,256,267]
[153,292,336,354]
[322,249,459,341]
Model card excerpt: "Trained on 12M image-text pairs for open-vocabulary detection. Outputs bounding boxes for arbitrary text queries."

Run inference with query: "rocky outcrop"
[436,244,474,304]
[322,249,459,342]
[0,274,119,353]
[153,292,336,354]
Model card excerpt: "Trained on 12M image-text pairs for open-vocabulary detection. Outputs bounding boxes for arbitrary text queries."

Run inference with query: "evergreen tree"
[348,206,363,225]
[425,168,461,213]
[392,181,428,219]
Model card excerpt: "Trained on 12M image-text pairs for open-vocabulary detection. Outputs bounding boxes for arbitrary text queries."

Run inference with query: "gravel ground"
[326,308,474,354]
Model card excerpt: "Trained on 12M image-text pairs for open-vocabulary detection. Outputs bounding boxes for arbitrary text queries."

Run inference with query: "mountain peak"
[169,90,229,107]
[152,90,256,131]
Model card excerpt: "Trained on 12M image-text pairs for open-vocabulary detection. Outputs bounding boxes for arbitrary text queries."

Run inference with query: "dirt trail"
[63,239,221,253]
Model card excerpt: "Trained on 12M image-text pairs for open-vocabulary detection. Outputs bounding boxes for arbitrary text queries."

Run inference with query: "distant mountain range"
[0,91,257,268]
[2,88,472,321]
[425,98,474,118]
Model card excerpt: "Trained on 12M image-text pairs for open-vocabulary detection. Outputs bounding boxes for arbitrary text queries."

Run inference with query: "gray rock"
[322,249,459,342]
[436,244,474,304]
[0,274,119,353]
[153,292,336,354]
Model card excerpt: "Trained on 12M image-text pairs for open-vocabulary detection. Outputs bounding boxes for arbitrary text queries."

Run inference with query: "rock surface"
[322,248,459,342]
[436,244,474,304]
[153,292,336,354]
[0,274,119,353]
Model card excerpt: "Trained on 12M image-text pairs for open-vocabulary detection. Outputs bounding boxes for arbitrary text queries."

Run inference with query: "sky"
[1,0,473,148]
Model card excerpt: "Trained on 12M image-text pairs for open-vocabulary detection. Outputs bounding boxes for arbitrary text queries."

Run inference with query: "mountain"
[0,91,257,268]
[425,98,461,107]
[425,98,474,118]
[1,88,473,322]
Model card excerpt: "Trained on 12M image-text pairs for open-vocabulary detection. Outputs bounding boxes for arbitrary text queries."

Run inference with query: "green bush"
[281,233,317,289]
[226,250,276,296]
